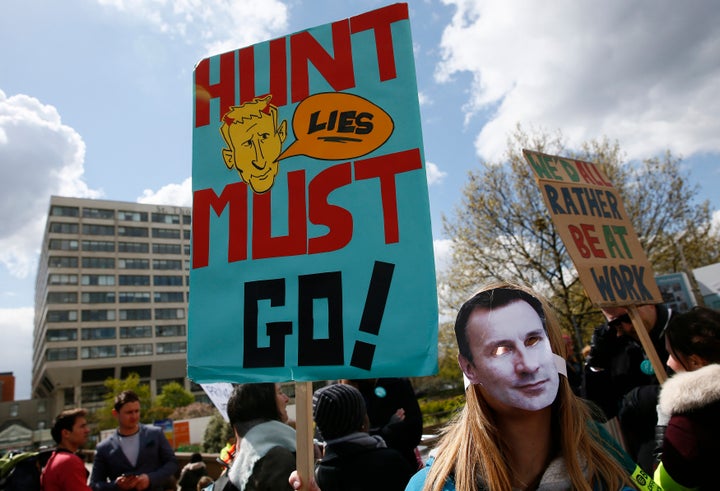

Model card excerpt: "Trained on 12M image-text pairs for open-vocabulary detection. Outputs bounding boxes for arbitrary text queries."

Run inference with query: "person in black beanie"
[341,377,423,470]
[312,383,415,491]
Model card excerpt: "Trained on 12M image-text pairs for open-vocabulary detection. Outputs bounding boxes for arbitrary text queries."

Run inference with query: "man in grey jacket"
[90,390,178,490]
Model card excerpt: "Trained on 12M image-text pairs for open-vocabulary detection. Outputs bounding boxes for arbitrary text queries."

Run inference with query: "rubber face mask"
[459,300,560,412]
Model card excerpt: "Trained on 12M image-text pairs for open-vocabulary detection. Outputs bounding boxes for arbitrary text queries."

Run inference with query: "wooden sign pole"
[294,381,315,491]
[627,305,668,384]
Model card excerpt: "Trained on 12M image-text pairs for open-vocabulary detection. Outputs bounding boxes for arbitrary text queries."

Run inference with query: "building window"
[47,310,78,323]
[81,327,116,340]
[184,244,190,256]
[50,205,79,217]
[82,257,115,269]
[119,308,152,321]
[81,309,116,322]
[47,347,78,361]
[82,240,115,252]
[118,210,148,222]
[49,239,79,251]
[183,230,190,240]
[81,385,108,403]
[9,403,19,417]
[49,256,79,268]
[156,342,186,354]
[118,242,149,253]
[120,326,152,338]
[118,275,150,286]
[82,368,115,383]
[81,292,116,304]
[118,226,149,237]
[153,259,181,270]
[155,308,185,320]
[49,274,78,285]
[152,228,181,239]
[47,292,78,304]
[118,258,149,270]
[64,387,75,406]
[153,275,183,286]
[46,329,78,342]
[121,344,153,357]
[37,400,46,414]
[182,215,191,225]
[81,274,115,286]
[151,213,180,224]
[49,222,79,234]
[82,207,114,219]
[152,243,181,255]
[154,292,184,303]
[156,324,186,337]
[82,224,115,236]
[118,292,150,303]
[81,345,117,359]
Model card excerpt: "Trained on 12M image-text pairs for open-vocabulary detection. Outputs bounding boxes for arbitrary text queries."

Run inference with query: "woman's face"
[275,383,289,423]
[665,335,707,373]
[459,300,559,413]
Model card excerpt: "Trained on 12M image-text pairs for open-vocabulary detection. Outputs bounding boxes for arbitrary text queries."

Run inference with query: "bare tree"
[440,126,720,349]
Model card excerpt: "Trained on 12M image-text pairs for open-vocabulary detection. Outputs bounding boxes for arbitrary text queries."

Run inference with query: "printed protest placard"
[189,3,438,385]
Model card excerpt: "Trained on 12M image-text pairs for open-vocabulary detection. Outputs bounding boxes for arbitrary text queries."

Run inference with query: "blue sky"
[2,0,719,400]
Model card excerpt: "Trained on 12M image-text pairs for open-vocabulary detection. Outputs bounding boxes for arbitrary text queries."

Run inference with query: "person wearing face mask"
[653,306,720,491]
[403,282,651,491]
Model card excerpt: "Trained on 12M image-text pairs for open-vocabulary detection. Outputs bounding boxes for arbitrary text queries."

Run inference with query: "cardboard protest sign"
[189,3,438,385]
[524,150,667,382]
[524,150,663,307]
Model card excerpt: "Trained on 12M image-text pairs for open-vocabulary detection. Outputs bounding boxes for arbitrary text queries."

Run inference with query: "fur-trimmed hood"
[659,363,720,415]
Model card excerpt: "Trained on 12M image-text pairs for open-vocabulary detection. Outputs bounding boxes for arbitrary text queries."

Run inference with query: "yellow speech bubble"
[278,92,394,161]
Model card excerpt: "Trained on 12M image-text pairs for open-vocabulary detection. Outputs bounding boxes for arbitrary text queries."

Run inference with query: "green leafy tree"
[202,413,234,453]
[155,382,195,409]
[96,373,153,430]
[441,125,720,351]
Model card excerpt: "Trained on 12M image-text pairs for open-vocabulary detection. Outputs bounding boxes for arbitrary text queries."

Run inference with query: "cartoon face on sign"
[220,95,288,194]
[219,92,394,193]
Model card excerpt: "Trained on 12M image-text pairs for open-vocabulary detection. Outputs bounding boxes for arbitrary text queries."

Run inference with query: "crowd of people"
[37,284,719,491]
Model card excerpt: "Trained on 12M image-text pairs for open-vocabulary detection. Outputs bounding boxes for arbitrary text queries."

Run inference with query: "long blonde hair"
[422,281,634,491]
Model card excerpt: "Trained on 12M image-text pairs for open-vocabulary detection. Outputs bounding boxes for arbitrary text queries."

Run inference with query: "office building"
[32,196,192,411]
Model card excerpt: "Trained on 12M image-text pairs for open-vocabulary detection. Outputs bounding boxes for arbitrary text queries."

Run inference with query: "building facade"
[33,196,193,412]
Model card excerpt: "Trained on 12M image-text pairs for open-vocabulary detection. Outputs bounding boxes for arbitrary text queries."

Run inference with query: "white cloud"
[426,161,447,186]
[433,238,453,274]
[0,90,101,278]
[137,177,193,207]
[437,0,720,162]
[0,307,34,400]
[96,0,289,56]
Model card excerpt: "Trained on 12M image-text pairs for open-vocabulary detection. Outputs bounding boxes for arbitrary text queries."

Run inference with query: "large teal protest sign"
[189,3,438,383]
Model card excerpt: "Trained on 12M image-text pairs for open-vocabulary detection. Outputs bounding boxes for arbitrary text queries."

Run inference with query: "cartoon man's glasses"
[607,313,631,330]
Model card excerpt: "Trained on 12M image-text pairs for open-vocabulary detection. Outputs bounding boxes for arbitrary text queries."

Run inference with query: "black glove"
[586,324,618,369]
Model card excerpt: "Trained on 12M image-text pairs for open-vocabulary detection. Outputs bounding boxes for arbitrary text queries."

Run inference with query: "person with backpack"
[40,408,92,491]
